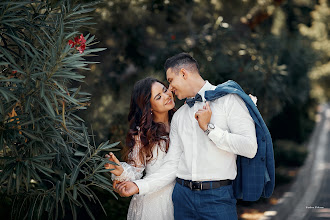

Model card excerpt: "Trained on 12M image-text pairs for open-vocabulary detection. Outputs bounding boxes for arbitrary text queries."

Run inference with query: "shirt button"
[262,137,266,142]
[261,157,265,161]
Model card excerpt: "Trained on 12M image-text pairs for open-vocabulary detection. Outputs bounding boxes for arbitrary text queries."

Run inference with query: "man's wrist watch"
[204,123,215,136]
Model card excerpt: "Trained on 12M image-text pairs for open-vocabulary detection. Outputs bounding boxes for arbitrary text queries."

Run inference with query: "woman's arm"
[105,135,145,182]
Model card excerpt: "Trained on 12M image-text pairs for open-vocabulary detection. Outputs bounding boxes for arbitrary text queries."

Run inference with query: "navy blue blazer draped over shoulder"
[204,80,275,201]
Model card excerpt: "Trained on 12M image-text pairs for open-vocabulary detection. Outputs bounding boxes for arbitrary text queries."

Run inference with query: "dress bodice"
[144,141,167,176]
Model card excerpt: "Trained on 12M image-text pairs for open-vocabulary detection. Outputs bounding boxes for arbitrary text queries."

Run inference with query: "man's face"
[166,68,188,100]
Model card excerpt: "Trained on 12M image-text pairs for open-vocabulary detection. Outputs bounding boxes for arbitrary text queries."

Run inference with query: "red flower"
[68,34,86,54]
[68,40,75,48]
[79,34,86,44]
[171,35,176,40]
[77,44,86,54]
[12,70,17,74]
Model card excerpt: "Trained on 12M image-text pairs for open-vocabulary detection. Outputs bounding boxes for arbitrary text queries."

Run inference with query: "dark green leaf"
[96,169,113,173]
[73,185,77,200]
[20,130,42,141]
[70,166,80,187]
[43,95,56,118]
[61,174,66,201]
[100,141,121,150]
[74,151,85,156]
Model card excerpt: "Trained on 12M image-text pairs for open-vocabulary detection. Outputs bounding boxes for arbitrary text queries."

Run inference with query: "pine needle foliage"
[0,1,118,219]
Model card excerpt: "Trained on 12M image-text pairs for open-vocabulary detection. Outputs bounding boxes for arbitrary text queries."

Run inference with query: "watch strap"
[204,129,211,136]
[204,123,214,136]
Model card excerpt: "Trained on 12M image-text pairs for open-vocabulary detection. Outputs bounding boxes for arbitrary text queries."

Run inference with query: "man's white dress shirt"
[134,81,258,195]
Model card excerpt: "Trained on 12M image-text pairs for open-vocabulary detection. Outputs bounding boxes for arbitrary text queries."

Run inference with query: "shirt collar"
[197,81,215,101]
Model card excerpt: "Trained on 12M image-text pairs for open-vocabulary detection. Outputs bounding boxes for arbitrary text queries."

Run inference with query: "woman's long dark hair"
[123,77,175,166]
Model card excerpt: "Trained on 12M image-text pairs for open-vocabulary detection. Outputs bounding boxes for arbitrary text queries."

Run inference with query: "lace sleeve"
[111,134,145,182]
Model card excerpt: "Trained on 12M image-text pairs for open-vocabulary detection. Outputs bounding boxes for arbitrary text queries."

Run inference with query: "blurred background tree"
[1,0,329,219]
[79,0,322,145]
[299,0,330,103]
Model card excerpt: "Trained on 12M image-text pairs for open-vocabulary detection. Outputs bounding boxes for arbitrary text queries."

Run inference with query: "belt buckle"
[191,181,202,191]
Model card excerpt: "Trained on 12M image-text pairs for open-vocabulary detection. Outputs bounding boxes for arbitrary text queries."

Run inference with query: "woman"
[105,77,176,220]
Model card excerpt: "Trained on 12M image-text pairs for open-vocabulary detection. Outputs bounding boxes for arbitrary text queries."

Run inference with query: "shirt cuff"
[207,124,225,145]
[133,179,150,195]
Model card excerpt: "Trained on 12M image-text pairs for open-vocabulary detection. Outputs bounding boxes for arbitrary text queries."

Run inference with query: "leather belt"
[176,177,232,191]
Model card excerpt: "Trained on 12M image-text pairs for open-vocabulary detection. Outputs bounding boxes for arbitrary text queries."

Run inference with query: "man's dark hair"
[164,52,200,74]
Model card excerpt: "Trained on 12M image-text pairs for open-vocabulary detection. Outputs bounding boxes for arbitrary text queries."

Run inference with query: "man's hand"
[195,102,212,131]
[115,181,139,197]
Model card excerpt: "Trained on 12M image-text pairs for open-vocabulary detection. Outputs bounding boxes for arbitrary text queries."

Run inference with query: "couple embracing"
[105,52,275,220]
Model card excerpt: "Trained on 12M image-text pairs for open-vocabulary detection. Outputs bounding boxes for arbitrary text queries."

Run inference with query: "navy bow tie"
[186,93,203,108]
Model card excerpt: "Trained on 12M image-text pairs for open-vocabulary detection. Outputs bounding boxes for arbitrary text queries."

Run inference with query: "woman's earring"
[151,110,153,115]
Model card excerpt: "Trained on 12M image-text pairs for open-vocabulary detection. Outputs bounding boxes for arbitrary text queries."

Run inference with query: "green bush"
[0,1,118,219]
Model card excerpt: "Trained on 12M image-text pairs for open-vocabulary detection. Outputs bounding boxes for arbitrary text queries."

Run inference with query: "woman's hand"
[105,152,124,176]
[112,180,121,193]
[115,181,139,197]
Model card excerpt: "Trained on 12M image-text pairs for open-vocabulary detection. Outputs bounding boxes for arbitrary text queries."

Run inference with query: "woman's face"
[150,82,175,114]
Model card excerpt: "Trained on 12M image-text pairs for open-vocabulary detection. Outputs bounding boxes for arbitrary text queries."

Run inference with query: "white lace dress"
[112,135,175,220]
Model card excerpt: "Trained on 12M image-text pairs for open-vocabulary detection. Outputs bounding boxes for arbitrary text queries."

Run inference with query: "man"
[116,52,258,219]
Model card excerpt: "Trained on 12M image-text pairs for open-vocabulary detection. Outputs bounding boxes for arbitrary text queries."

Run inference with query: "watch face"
[208,123,215,129]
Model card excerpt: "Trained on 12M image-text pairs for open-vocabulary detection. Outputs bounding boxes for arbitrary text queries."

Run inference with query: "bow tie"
[186,93,203,108]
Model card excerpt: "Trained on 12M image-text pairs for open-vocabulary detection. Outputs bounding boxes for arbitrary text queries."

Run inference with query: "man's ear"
[181,68,188,80]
